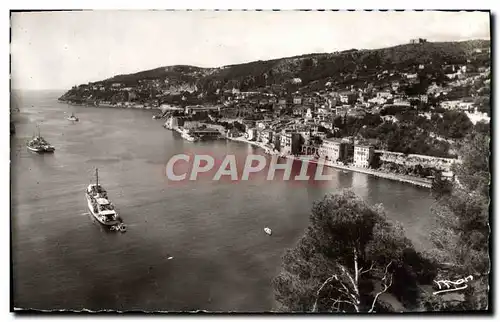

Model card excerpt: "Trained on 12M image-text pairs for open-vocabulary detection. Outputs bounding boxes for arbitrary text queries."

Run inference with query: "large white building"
[319,139,344,162]
[246,128,258,141]
[353,145,374,168]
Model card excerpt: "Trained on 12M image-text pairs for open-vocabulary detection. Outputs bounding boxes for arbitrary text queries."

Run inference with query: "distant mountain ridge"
[60,39,490,101]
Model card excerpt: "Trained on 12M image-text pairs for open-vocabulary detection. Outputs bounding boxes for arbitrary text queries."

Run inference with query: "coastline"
[59,100,161,110]
[226,136,432,189]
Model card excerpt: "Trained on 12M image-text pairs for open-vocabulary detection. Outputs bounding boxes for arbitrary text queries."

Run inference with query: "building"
[305,108,314,120]
[339,91,358,104]
[261,130,274,144]
[227,127,242,138]
[377,91,393,100]
[165,116,178,129]
[292,105,307,117]
[256,121,267,130]
[347,108,366,119]
[273,133,282,151]
[246,128,258,141]
[188,127,221,140]
[354,145,374,168]
[293,97,303,105]
[440,100,474,111]
[393,98,411,106]
[319,139,353,162]
[440,100,461,110]
[410,38,428,44]
[164,116,187,129]
[377,150,457,172]
[335,106,350,116]
[280,132,302,155]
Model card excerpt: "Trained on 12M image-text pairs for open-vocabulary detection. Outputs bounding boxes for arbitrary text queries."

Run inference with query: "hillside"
[103,65,215,86]
[59,39,490,102]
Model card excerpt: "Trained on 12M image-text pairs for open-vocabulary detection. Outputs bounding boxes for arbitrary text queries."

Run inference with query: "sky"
[10,10,490,90]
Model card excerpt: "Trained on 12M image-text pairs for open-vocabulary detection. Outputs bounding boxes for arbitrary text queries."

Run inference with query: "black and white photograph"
[9,8,492,314]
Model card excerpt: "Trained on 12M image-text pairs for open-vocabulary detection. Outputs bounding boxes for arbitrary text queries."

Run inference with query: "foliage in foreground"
[272,190,435,312]
[426,130,490,310]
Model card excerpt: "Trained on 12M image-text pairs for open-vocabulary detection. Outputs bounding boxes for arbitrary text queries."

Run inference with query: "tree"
[273,190,428,312]
[370,153,381,169]
[431,172,453,199]
[427,130,490,310]
[436,110,473,139]
[474,120,490,135]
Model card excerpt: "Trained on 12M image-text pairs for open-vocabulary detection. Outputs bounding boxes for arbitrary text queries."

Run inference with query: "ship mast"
[95,168,99,186]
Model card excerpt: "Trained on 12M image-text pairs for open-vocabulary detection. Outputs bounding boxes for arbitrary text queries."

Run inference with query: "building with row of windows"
[318,139,374,168]
[353,145,375,168]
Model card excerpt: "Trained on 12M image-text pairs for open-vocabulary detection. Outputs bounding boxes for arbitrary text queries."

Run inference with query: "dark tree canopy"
[427,130,490,310]
[273,190,432,312]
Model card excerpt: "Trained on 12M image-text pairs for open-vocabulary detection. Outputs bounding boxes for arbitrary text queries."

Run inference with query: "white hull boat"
[26,127,55,153]
[67,110,79,122]
[86,168,122,227]
[86,193,120,226]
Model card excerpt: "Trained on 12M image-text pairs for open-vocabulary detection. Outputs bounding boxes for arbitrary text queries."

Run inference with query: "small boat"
[264,227,272,235]
[152,115,161,120]
[111,223,127,232]
[67,113,79,122]
[26,126,55,153]
[86,168,122,227]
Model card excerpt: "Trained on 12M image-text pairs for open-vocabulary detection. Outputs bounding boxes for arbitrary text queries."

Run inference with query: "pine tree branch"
[312,275,336,312]
[368,261,393,313]
[333,274,358,302]
[329,298,357,312]
[338,264,359,296]
[360,262,375,275]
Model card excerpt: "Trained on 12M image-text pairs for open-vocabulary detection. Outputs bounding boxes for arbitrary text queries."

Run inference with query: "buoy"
[264,227,272,235]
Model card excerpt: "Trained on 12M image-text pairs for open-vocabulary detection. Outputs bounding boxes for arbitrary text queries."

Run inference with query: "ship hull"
[27,145,54,153]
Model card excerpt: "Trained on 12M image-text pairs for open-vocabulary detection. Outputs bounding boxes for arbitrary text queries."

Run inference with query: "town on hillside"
[58,39,491,184]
